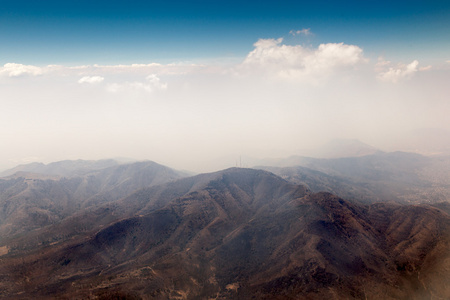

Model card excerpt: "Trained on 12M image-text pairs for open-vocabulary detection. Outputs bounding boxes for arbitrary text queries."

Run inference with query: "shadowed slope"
[0,160,186,239]
[0,168,449,299]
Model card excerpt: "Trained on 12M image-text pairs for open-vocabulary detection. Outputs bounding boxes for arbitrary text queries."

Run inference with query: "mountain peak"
[313,139,381,158]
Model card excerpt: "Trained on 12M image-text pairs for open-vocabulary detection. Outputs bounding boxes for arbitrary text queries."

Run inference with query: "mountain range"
[0,160,186,238]
[258,151,450,204]
[0,155,449,299]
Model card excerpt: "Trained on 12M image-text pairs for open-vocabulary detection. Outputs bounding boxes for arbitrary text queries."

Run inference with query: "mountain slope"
[0,168,449,299]
[0,160,187,239]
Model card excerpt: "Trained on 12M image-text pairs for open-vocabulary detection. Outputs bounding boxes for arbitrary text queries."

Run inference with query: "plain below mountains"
[0,162,448,299]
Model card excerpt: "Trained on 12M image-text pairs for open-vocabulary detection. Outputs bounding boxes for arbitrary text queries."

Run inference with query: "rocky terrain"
[0,164,448,299]
[0,160,187,238]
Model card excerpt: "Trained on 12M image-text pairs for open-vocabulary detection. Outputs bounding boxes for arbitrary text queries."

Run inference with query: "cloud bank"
[376,59,420,83]
[0,38,434,87]
[106,74,167,93]
[78,76,104,84]
[0,63,44,77]
[239,38,365,83]
[1,35,448,172]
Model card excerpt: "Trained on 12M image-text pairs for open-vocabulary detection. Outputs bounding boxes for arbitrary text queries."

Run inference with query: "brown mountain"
[0,160,187,239]
[0,168,449,299]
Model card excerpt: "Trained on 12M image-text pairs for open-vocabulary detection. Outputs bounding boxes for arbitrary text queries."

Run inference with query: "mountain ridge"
[0,167,448,299]
[258,151,450,204]
[0,160,187,239]
[0,159,121,178]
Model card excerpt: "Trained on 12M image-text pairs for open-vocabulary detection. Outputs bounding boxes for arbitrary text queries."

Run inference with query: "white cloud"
[0,63,44,77]
[1,62,206,81]
[146,74,168,90]
[106,74,167,94]
[374,57,391,72]
[78,76,104,84]
[377,59,420,83]
[419,65,432,71]
[71,63,204,76]
[289,28,312,36]
[239,38,365,83]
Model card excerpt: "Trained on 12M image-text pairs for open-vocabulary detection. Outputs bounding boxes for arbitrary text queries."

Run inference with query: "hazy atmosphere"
[2,2,450,299]
[1,0,449,172]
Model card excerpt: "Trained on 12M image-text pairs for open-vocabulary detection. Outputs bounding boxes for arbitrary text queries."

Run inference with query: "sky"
[0,0,449,172]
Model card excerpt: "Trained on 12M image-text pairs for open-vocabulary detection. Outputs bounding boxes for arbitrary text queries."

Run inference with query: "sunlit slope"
[0,168,448,299]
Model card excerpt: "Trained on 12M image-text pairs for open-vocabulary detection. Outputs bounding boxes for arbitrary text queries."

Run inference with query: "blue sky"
[1,0,449,64]
[0,1,449,171]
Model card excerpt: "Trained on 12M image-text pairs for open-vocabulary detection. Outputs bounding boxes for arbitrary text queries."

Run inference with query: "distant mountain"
[259,165,379,204]
[235,139,381,168]
[0,168,449,299]
[310,139,381,158]
[258,152,450,204]
[0,160,187,238]
[389,128,450,156]
[0,159,120,178]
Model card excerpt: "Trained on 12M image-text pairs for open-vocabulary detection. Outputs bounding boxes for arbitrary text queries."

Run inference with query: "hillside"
[0,160,187,239]
[0,168,449,299]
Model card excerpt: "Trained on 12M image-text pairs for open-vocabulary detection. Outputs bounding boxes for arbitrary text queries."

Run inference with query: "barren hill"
[0,168,449,299]
[0,160,186,239]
